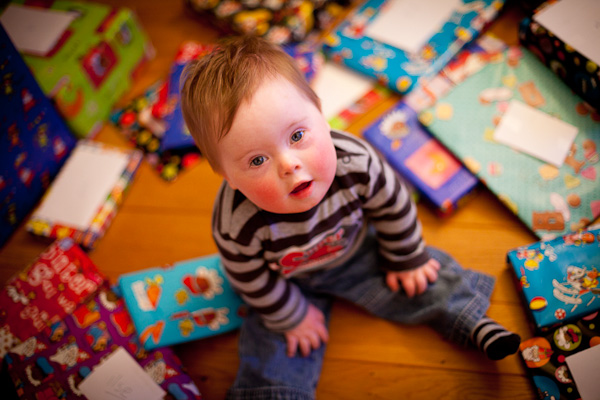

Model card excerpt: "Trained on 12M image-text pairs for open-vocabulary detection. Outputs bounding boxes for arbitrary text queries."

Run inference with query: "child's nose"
[278,153,301,176]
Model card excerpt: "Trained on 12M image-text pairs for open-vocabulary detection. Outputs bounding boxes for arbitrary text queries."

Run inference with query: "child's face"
[216,75,337,214]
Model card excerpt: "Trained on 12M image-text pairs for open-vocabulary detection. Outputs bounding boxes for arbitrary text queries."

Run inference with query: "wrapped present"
[323,0,505,95]
[312,59,392,130]
[363,101,478,217]
[0,24,77,248]
[519,0,600,112]
[360,35,506,216]
[184,0,353,45]
[518,311,600,400]
[118,254,245,350]
[1,1,154,138]
[420,46,600,239]
[508,226,600,333]
[0,239,105,359]
[26,140,143,250]
[2,287,202,399]
[111,42,211,181]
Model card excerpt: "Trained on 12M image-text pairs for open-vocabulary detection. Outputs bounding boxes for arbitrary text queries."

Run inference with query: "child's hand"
[385,258,441,297]
[284,303,329,357]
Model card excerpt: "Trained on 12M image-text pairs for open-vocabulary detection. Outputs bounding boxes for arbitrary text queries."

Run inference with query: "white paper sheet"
[533,0,600,66]
[364,0,461,54]
[33,142,130,231]
[312,62,375,120]
[565,344,600,400]
[0,4,77,56]
[79,347,165,400]
[493,100,578,167]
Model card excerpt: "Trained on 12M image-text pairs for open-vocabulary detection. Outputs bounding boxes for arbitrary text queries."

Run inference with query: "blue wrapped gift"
[118,254,245,349]
[508,226,600,333]
[323,0,504,95]
[0,24,76,248]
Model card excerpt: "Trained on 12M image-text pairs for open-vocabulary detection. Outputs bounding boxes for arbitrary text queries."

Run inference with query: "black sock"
[471,316,521,360]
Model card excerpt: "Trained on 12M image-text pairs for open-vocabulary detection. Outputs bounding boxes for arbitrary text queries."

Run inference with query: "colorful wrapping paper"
[0,24,76,249]
[184,0,353,45]
[26,141,143,250]
[420,46,600,239]
[519,311,600,400]
[508,226,600,333]
[360,35,506,216]
[363,101,478,216]
[2,287,202,399]
[323,0,505,95]
[5,0,154,138]
[118,254,245,350]
[519,0,600,112]
[0,239,105,359]
[111,42,211,181]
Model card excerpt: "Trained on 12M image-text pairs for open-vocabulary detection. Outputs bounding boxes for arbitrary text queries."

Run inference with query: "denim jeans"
[226,233,495,399]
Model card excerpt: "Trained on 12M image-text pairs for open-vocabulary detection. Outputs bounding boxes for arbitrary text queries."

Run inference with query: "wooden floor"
[0,1,542,398]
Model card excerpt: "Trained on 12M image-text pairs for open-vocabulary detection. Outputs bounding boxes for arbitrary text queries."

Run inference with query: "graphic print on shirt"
[276,227,349,276]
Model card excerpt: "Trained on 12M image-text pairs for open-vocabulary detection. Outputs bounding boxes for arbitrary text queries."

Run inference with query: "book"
[118,254,245,350]
[508,226,600,332]
[26,140,142,250]
[421,46,600,239]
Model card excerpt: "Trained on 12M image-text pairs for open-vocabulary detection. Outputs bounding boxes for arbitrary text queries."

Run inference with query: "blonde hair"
[180,35,321,173]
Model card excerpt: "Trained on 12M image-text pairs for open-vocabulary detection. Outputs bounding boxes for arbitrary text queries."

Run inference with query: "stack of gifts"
[184,0,354,45]
[507,226,600,399]
[0,238,231,399]
[359,34,507,216]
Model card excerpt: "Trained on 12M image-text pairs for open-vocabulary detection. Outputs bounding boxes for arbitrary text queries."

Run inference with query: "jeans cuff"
[227,386,315,400]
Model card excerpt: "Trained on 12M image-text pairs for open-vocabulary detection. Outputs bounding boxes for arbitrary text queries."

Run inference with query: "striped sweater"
[212,130,430,331]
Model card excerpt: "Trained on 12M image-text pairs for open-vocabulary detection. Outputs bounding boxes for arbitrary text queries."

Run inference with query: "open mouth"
[291,181,312,195]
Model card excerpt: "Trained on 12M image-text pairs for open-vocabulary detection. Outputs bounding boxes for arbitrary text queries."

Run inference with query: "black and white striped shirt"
[212,130,430,331]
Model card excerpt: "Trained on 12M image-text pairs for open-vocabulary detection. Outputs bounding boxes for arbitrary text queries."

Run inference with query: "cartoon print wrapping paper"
[118,254,245,350]
[518,311,600,400]
[323,0,505,96]
[420,46,600,239]
[508,226,600,332]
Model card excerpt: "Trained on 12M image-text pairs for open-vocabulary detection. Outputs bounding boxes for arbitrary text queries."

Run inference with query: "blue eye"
[291,130,304,143]
[250,156,265,167]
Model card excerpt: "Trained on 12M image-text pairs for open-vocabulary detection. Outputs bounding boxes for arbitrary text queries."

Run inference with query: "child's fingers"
[386,273,400,292]
[401,277,416,298]
[424,264,439,283]
[286,336,298,357]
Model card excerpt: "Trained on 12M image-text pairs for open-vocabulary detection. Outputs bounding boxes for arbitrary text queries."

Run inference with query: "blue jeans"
[226,234,495,400]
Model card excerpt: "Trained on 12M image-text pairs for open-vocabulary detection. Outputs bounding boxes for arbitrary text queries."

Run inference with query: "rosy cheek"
[245,180,281,209]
